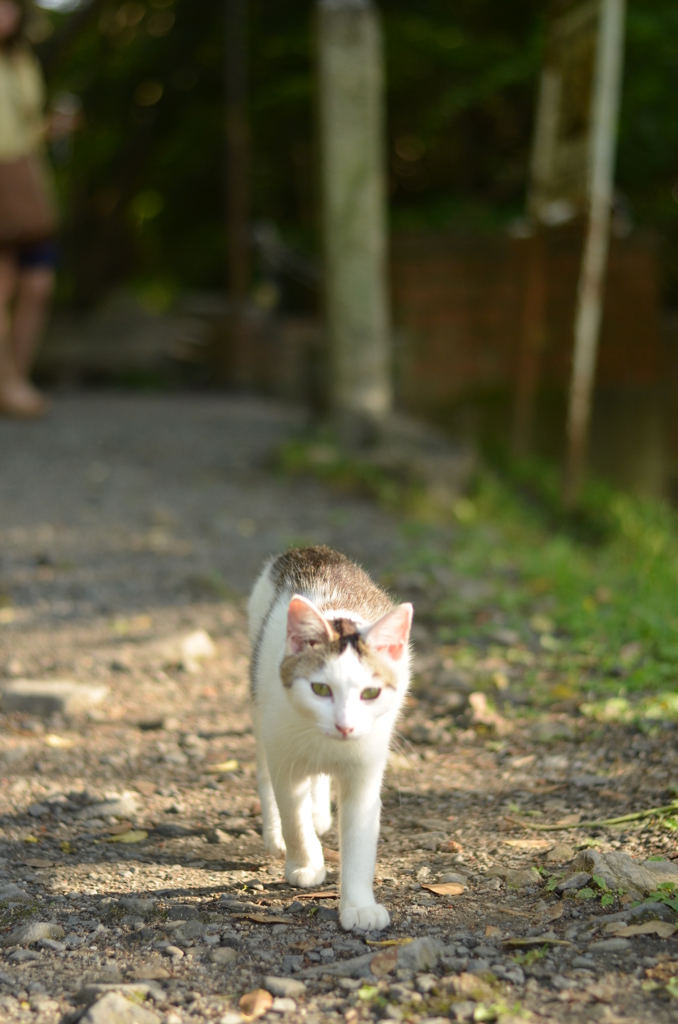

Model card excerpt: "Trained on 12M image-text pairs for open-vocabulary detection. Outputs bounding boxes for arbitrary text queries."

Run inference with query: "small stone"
[168,904,200,921]
[555,872,592,895]
[1,922,64,947]
[415,974,438,993]
[466,958,490,974]
[571,955,595,968]
[119,897,156,916]
[76,791,139,821]
[316,907,339,922]
[545,844,575,865]
[271,997,296,1013]
[0,679,109,717]
[38,938,66,952]
[164,945,184,959]
[439,872,468,886]
[262,977,307,999]
[8,949,41,962]
[0,883,32,902]
[450,1003,477,1023]
[397,937,441,973]
[209,947,238,966]
[28,803,50,817]
[218,1014,242,1024]
[588,938,631,953]
[79,991,160,1024]
[627,901,676,924]
[76,983,164,1006]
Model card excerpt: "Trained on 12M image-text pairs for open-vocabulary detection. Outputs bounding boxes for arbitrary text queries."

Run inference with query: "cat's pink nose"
[335,724,354,737]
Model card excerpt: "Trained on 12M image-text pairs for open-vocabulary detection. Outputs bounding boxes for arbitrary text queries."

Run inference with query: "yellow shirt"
[0,47,46,162]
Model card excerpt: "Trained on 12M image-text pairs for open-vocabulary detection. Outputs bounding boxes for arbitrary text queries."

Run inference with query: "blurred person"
[0,0,73,416]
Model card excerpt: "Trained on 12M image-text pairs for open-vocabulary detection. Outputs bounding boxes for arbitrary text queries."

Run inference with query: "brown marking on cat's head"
[280,612,398,690]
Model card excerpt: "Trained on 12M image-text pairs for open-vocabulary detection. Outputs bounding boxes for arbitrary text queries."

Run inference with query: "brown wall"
[390,227,661,410]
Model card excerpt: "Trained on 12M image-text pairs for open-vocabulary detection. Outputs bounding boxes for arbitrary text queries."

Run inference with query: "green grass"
[279,436,678,713]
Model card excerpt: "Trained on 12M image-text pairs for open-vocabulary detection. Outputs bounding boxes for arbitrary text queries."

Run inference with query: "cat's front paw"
[340,903,390,932]
[285,861,326,888]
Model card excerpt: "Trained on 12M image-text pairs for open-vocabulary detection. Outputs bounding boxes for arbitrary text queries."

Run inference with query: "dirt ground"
[0,394,676,1024]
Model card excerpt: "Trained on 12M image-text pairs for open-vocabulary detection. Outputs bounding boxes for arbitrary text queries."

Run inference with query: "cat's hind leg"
[311,774,332,836]
[256,742,285,858]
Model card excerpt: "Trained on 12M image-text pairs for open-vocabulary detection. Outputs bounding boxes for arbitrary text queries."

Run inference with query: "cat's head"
[279,595,413,740]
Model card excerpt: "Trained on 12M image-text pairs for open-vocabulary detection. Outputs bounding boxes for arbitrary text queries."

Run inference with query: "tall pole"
[317,0,392,442]
[563,0,625,505]
[225,0,251,386]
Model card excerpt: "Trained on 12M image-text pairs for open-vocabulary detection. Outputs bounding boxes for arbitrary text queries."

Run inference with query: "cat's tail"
[247,556,277,646]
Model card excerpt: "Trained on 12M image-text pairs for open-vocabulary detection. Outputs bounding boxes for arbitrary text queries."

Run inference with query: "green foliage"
[644,882,678,913]
[40,0,678,301]
[511,945,547,966]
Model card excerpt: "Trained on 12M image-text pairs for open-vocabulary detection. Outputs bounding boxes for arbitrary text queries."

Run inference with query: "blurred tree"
[40,0,678,307]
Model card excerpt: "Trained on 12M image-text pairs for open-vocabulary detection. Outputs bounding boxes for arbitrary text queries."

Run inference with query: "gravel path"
[0,394,676,1024]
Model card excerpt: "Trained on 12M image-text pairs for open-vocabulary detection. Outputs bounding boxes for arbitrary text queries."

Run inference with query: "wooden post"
[512,229,547,457]
[225,0,251,387]
[317,0,392,441]
[564,0,626,505]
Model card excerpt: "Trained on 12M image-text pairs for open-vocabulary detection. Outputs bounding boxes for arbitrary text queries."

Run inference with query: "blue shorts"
[17,239,60,269]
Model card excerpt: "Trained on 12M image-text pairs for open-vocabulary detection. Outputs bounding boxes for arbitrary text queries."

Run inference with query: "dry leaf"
[366,938,413,947]
[232,913,290,925]
[420,882,465,896]
[59,841,76,854]
[543,903,565,922]
[239,989,273,1020]
[105,829,148,844]
[370,948,398,977]
[24,858,52,868]
[615,921,676,939]
[206,759,239,773]
[485,925,502,938]
[23,835,39,844]
[44,734,75,748]
[323,847,340,863]
[504,839,552,850]
[294,890,339,900]
[108,822,133,835]
[646,960,678,982]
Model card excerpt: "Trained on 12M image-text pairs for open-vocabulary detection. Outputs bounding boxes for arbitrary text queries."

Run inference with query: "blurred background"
[24,0,678,500]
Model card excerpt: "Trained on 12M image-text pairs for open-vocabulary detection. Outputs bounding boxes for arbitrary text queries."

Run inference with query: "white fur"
[248,562,412,932]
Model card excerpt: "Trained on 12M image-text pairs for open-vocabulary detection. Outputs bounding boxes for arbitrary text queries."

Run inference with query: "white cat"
[248,546,412,932]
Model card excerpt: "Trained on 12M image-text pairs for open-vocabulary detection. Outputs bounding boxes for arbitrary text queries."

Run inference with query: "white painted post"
[317,0,392,440]
[564,0,626,505]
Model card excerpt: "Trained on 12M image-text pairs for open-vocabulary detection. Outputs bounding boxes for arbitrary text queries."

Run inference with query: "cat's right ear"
[286,595,333,654]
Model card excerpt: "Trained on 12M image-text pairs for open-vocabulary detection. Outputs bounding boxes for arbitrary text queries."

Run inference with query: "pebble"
[209,947,237,966]
[263,977,307,999]
[8,949,41,962]
[79,991,160,1024]
[164,946,184,959]
[397,937,441,973]
[0,679,109,717]
[588,938,631,953]
[271,997,297,1013]
[76,791,139,821]
[0,922,64,947]
[555,872,593,894]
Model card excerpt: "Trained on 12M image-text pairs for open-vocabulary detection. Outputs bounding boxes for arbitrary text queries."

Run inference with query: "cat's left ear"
[364,603,413,662]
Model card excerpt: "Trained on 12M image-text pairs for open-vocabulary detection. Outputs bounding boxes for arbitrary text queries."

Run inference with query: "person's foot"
[0,379,49,418]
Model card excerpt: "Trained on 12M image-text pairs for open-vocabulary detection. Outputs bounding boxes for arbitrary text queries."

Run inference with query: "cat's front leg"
[255,732,285,858]
[337,766,389,932]
[274,775,326,888]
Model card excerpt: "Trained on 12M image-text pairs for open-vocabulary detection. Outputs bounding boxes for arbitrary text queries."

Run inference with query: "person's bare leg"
[11,266,55,378]
[0,255,48,416]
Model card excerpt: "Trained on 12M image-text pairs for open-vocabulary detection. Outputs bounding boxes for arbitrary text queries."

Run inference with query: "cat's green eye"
[311,682,332,697]
[361,686,381,701]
